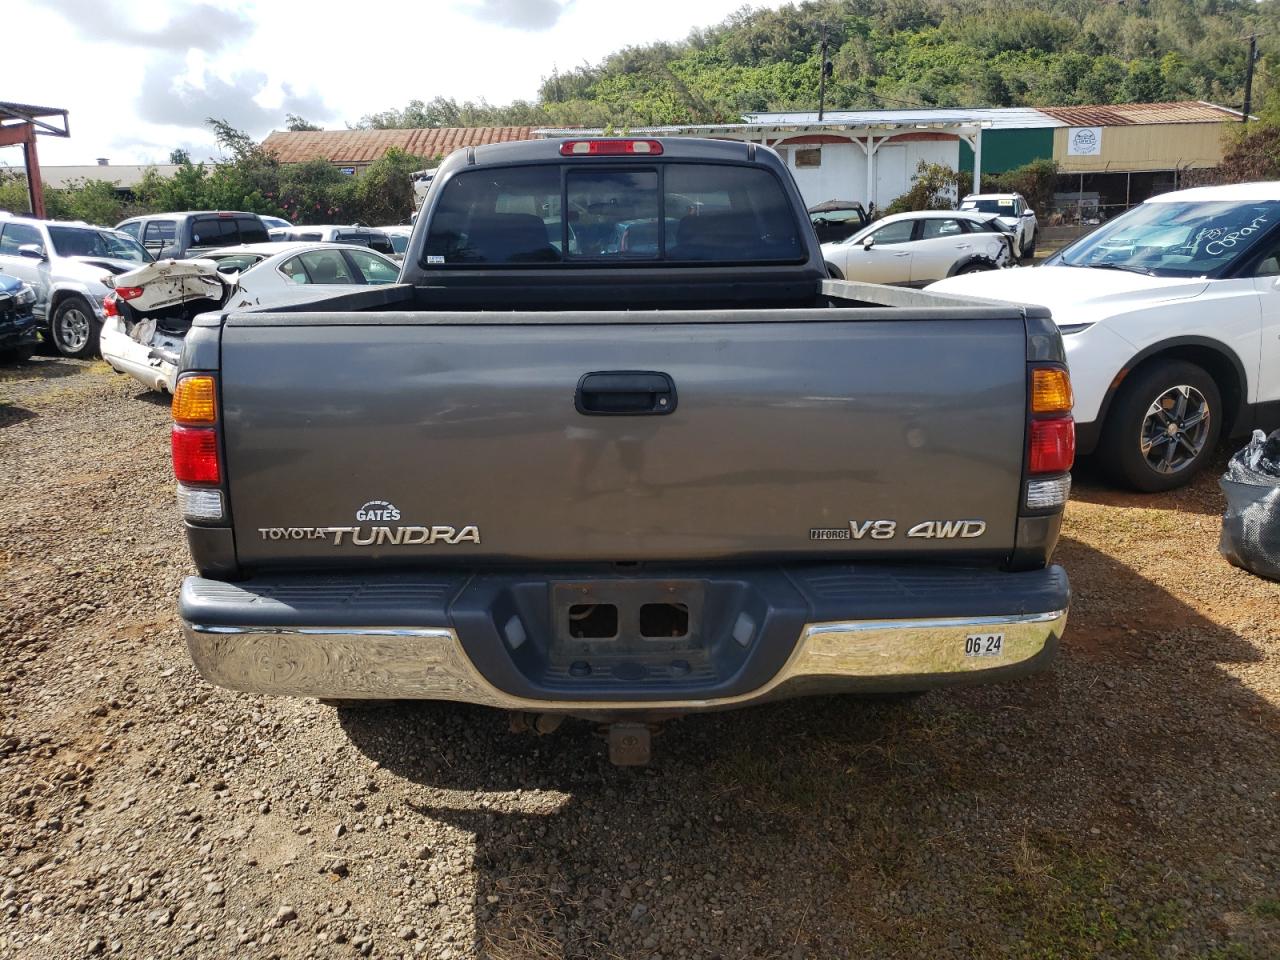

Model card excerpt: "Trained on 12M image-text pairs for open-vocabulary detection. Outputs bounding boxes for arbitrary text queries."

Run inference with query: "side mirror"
[862,236,875,250]
[17,243,46,260]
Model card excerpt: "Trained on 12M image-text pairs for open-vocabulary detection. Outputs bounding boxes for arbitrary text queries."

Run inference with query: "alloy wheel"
[1139,385,1211,475]
[56,306,91,353]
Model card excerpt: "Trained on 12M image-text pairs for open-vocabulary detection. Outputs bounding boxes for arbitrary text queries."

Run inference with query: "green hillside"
[361,0,1280,130]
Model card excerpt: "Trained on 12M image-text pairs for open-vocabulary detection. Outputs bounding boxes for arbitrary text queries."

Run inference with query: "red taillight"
[103,292,118,318]
[559,139,663,156]
[114,286,144,300]
[172,426,220,484]
[1029,417,1076,474]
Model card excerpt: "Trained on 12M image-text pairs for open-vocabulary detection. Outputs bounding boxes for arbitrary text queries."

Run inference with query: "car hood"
[60,256,144,284]
[929,265,1210,321]
[0,273,23,295]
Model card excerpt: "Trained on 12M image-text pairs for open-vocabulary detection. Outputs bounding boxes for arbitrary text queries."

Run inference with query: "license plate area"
[552,581,705,658]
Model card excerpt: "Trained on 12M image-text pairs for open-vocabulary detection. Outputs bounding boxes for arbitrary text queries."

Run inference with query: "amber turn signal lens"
[172,375,217,425]
[1031,367,1073,415]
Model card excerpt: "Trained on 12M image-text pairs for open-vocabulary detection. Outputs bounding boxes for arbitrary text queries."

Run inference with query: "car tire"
[50,296,99,359]
[825,262,844,280]
[955,262,994,275]
[1022,233,1036,260]
[1098,359,1222,492]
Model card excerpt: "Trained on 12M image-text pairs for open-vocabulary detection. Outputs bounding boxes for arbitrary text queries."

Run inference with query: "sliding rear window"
[422,162,803,266]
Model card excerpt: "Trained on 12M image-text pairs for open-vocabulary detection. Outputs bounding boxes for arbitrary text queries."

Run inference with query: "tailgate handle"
[576,371,677,416]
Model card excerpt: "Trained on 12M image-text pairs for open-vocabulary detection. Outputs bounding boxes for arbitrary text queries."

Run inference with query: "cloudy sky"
[3,0,776,169]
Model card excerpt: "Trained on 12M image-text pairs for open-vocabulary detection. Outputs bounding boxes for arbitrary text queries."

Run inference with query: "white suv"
[932,182,1280,491]
[959,192,1038,259]
[0,217,150,357]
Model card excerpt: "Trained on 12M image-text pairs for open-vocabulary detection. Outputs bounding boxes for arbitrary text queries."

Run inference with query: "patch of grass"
[982,834,1188,960]
[1250,898,1280,922]
[1193,947,1258,960]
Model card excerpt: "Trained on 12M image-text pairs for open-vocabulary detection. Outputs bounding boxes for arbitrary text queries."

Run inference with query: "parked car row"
[0,209,419,363]
[810,190,1038,286]
[98,241,401,393]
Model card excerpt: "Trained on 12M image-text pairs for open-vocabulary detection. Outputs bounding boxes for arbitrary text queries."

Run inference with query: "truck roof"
[447,136,771,171]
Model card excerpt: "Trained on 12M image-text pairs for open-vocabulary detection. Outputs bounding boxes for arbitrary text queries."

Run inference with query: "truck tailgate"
[219,311,1028,567]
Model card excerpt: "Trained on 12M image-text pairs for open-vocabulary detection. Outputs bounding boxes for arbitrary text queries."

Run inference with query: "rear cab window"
[423,162,803,267]
[142,220,177,256]
[190,215,268,250]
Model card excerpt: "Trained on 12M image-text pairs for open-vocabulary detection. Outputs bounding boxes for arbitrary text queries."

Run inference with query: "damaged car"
[0,272,39,361]
[0,217,151,357]
[100,242,401,392]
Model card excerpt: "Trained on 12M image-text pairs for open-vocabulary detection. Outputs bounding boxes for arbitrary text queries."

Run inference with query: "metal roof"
[741,106,1058,129]
[261,127,536,164]
[39,164,182,189]
[1036,101,1243,126]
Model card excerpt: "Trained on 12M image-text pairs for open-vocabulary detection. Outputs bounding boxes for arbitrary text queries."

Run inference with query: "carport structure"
[538,110,1003,209]
[0,101,70,219]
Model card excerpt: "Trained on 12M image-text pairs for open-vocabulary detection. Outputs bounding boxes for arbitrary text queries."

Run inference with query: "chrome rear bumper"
[184,608,1067,712]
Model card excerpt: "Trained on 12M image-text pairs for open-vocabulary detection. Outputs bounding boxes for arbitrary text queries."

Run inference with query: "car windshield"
[1052,199,1280,278]
[47,226,149,262]
[961,198,1017,214]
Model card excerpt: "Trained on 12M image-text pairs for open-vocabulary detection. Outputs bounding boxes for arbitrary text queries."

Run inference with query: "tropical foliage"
[0,119,427,227]
[360,0,1279,130]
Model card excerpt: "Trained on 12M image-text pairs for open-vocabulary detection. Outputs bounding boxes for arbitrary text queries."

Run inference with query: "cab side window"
[921,218,964,239]
[279,257,310,284]
[868,220,915,245]
[297,250,356,283]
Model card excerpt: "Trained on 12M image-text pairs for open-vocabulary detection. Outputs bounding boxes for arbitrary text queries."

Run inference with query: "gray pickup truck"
[171,137,1074,761]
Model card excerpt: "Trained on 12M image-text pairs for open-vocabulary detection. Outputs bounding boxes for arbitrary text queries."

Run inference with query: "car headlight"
[16,283,36,306]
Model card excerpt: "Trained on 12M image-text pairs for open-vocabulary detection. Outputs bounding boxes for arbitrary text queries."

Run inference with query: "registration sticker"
[964,633,1004,657]
[427,255,445,264]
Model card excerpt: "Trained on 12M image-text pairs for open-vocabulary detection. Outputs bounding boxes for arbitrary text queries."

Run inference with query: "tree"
[884,161,972,215]
[169,148,191,165]
[286,114,322,131]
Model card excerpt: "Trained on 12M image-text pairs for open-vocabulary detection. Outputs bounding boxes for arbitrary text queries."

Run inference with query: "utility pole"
[818,24,833,121]
[1243,33,1259,122]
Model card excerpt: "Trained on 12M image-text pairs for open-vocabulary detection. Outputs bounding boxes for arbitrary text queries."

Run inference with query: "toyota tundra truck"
[171,138,1074,761]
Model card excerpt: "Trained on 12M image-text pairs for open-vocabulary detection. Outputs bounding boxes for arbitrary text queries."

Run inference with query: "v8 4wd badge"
[809,519,987,540]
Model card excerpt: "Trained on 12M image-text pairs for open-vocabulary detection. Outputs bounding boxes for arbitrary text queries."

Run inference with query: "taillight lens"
[172,375,217,425]
[103,292,119,318]
[171,426,220,484]
[114,286,144,300]
[1029,417,1076,474]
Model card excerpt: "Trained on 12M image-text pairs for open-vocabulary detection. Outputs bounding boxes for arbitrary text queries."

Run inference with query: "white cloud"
[3,0,780,166]
[464,0,573,31]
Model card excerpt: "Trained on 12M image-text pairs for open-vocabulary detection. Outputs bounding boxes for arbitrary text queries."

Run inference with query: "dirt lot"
[2,357,1278,960]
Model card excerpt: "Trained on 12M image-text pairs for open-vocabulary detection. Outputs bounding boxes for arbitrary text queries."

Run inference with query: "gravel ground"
[2,356,1278,960]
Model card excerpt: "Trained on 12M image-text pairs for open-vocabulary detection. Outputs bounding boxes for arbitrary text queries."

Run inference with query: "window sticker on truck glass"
[965,633,1004,657]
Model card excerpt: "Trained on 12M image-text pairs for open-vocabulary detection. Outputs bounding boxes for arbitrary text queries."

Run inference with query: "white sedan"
[100,243,401,392]
[205,242,401,306]
[822,209,1015,286]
